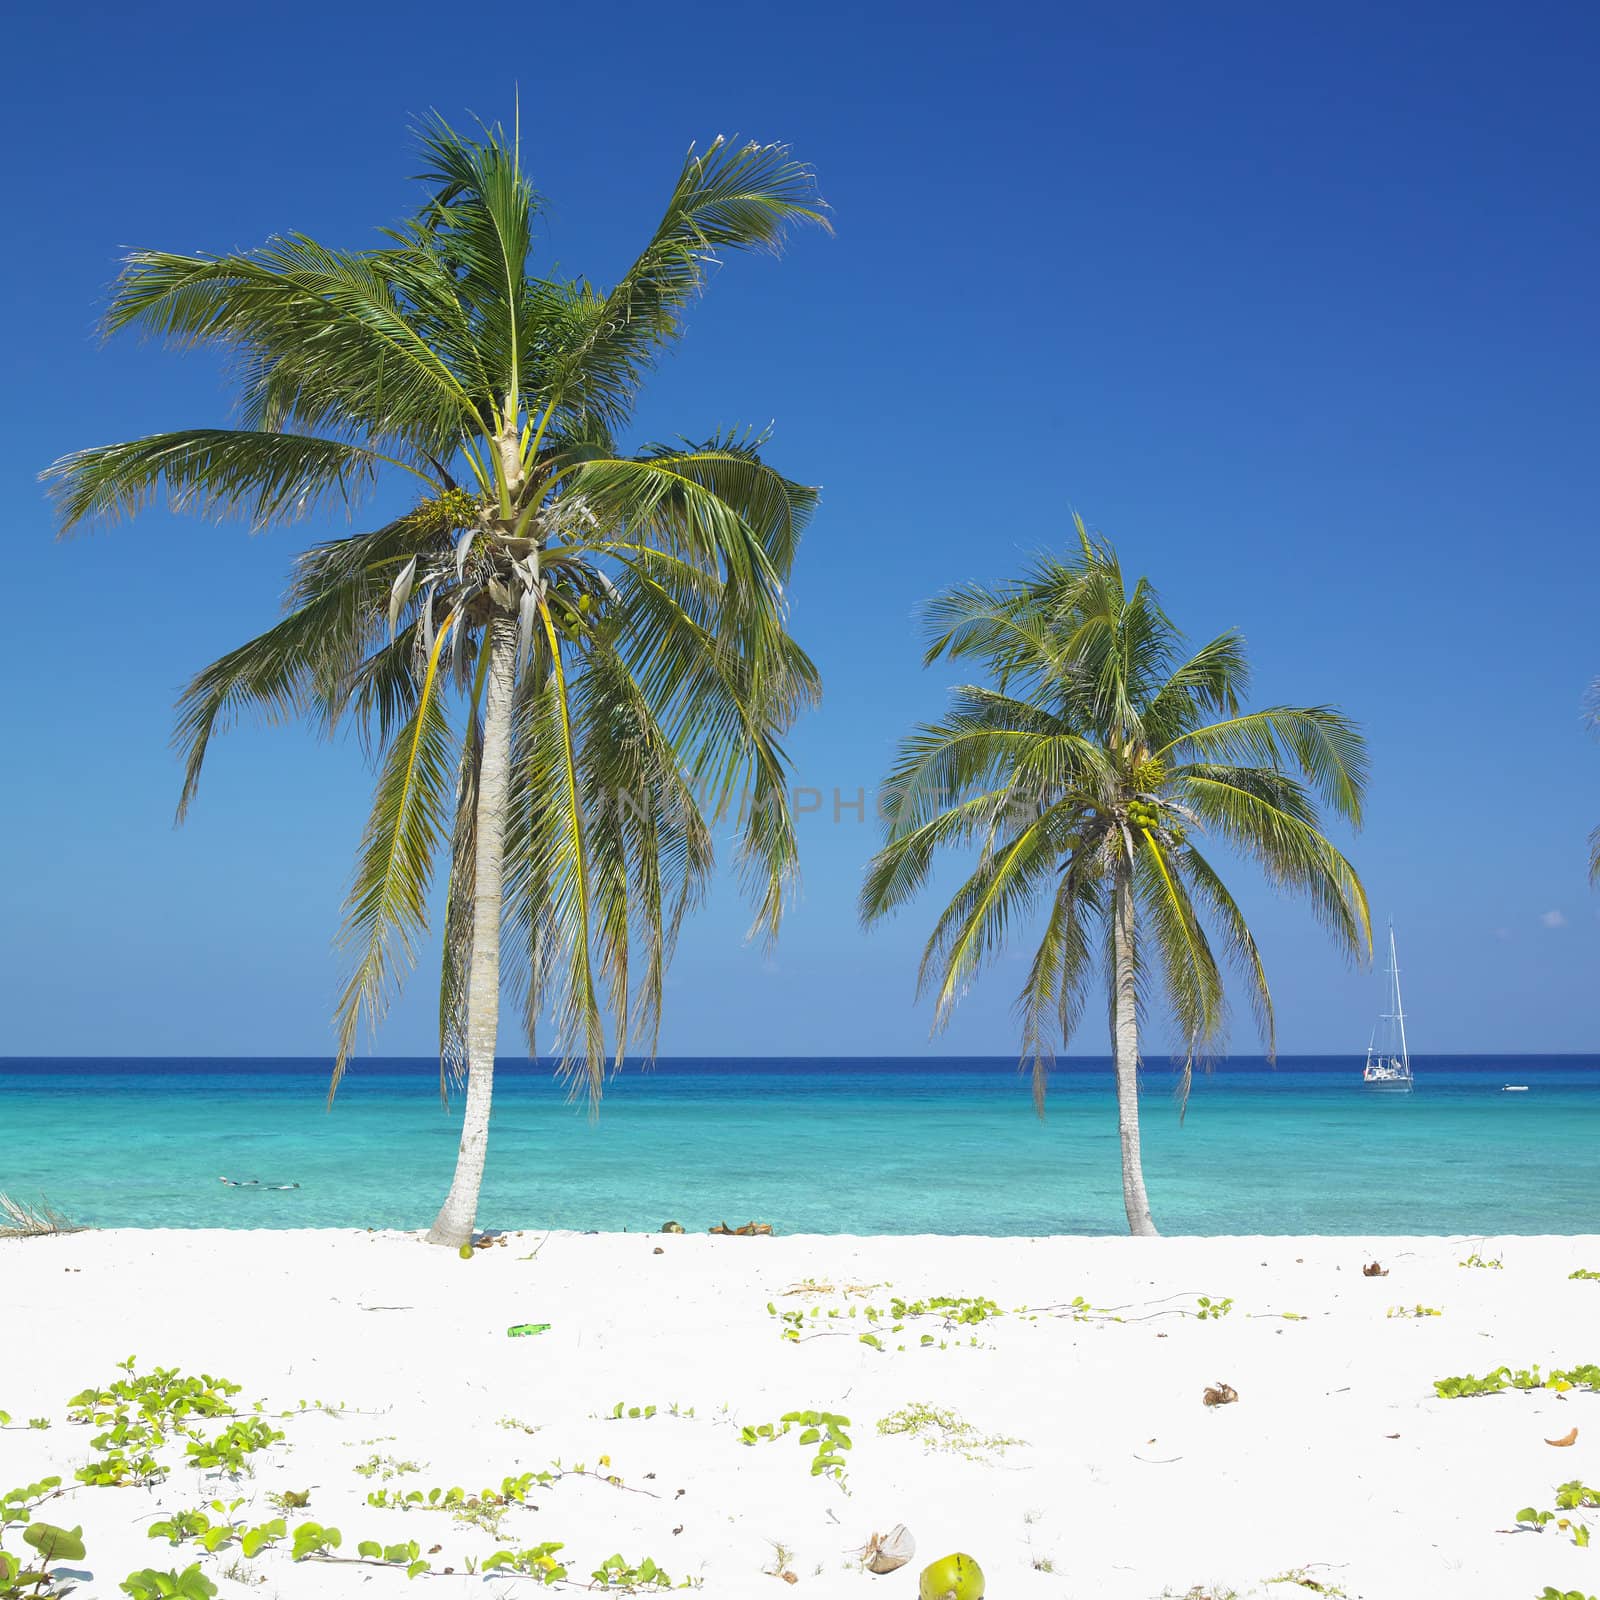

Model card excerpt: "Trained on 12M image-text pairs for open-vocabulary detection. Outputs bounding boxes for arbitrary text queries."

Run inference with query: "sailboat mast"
[1390,926,1409,1067]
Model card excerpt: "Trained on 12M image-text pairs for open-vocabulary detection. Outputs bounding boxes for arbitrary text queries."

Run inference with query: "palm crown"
[862,525,1371,1122]
[44,117,827,1121]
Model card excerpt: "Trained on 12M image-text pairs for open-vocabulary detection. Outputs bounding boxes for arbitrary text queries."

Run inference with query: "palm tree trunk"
[425,613,518,1248]
[1111,865,1158,1236]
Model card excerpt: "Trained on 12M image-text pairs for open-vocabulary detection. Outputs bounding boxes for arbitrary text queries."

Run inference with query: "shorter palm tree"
[861,523,1371,1234]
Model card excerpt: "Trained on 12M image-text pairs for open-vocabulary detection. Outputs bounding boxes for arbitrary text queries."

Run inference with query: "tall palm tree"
[44,116,826,1247]
[860,524,1370,1235]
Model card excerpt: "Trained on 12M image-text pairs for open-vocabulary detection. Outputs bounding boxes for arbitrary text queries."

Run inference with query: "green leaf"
[23,1523,86,1562]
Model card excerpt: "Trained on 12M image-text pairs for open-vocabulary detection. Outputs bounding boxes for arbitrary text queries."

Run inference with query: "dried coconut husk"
[857,1524,915,1574]
[1202,1381,1239,1407]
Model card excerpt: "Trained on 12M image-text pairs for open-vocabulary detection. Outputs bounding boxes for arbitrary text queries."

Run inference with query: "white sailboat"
[1362,925,1413,1091]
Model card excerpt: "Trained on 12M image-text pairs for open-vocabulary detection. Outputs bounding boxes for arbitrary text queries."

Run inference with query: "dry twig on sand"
[0,1192,89,1239]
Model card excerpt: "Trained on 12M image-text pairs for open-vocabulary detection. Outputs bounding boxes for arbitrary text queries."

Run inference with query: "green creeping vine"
[67,1358,280,1488]
[1515,1483,1600,1547]
[1539,1589,1600,1599]
[590,1553,687,1590]
[290,1521,342,1560]
[483,1542,568,1583]
[1570,1269,1600,1281]
[1459,1253,1504,1270]
[1194,1296,1234,1320]
[367,1470,547,1512]
[738,1411,852,1490]
[605,1401,694,1421]
[1387,1304,1442,1319]
[148,1501,286,1558]
[769,1296,1003,1350]
[184,1418,284,1475]
[68,1359,241,1429]
[355,1539,431,1579]
[120,1565,217,1599]
[1,1478,68,1533]
[876,1402,1024,1460]
[1435,1363,1600,1399]
[353,1453,423,1478]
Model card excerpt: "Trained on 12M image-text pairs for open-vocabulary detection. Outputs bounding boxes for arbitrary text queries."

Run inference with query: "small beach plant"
[119,1566,217,1600]
[876,1401,1023,1460]
[1515,1482,1597,1546]
[738,1410,852,1490]
[590,1553,677,1590]
[44,111,826,1249]
[860,528,1370,1234]
[483,1542,567,1583]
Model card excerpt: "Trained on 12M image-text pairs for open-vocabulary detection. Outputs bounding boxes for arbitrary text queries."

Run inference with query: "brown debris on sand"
[709,1221,775,1236]
[1202,1382,1239,1407]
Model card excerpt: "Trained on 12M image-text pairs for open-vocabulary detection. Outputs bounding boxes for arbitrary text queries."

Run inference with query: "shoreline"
[8,1229,1600,1597]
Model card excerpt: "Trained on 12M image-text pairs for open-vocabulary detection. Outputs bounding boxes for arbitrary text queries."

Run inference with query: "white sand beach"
[6,1229,1600,1599]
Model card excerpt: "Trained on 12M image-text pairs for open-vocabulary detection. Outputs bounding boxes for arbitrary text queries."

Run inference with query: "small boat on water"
[1503,1084,1529,1092]
[1362,925,1413,1092]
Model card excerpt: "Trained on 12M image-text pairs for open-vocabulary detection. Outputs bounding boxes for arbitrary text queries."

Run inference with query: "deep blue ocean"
[1,1056,1595,1236]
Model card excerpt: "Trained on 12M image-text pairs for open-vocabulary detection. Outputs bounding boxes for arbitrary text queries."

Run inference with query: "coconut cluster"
[411,487,485,538]
[1126,797,1185,847]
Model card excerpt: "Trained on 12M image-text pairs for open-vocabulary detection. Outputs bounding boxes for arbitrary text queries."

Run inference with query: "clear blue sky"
[3,0,1596,1059]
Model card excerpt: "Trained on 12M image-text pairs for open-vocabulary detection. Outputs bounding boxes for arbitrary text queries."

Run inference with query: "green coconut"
[918,1552,984,1600]
[458,1243,474,1260]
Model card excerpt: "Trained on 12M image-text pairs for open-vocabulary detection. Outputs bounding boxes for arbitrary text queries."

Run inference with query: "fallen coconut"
[919,1552,983,1600]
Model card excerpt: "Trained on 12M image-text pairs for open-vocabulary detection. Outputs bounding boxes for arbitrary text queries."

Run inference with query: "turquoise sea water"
[1,1057,1595,1236]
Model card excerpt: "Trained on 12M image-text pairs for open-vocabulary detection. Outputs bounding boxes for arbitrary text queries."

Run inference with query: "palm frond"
[1133,837,1225,1112]
[1175,769,1370,957]
[103,243,481,455]
[1160,707,1368,825]
[918,805,1076,1027]
[536,606,607,1102]
[331,618,460,1096]
[1182,840,1275,1056]
[411,114,540,424]
[44,429,399,533]
[1013,866,1104,1114]
[538,138,826,426]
